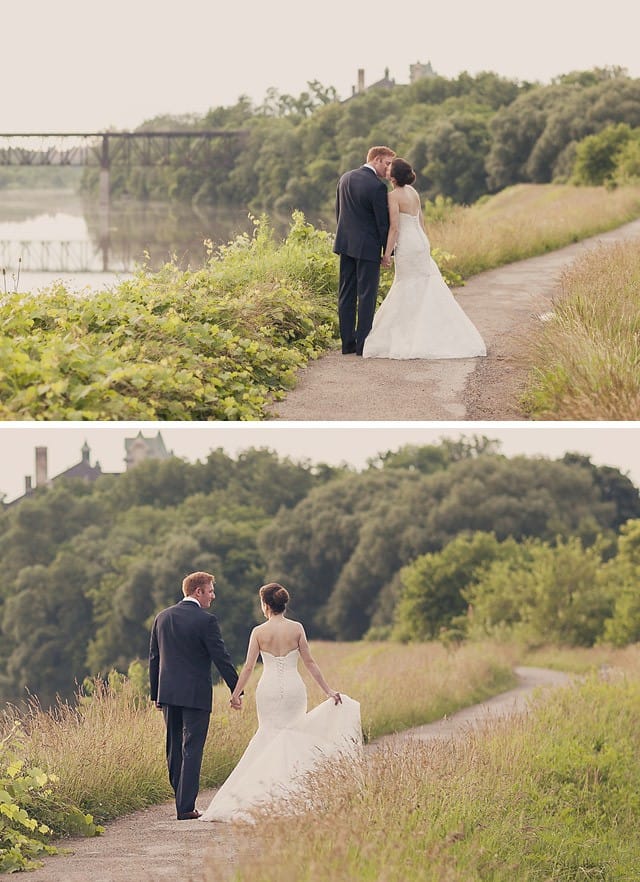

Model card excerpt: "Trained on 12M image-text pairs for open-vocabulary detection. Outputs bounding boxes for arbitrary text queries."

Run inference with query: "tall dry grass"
[206,650,640,882]
[302,641,517,739]
[428,183,640,278]
[521,238,640,419]
[0,641,515,827]
[1,685,170,821]
[521,642,640,675]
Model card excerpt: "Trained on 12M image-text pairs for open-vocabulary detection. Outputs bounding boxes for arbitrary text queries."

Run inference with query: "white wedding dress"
[199,649,362,823]
[363,211,487,359]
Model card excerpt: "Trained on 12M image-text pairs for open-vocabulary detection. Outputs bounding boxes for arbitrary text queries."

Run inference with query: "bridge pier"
[98,166,110,269]
[99,134,110,211]
[98,167,110,210]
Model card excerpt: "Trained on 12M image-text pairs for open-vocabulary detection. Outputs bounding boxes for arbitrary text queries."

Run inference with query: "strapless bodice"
[256,648,306,730]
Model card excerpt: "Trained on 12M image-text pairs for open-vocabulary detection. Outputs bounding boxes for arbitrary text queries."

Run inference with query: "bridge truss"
[0,130,247,169]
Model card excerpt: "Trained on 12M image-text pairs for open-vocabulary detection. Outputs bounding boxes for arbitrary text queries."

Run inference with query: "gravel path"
[266,218,640,421]
[27,666,571,882]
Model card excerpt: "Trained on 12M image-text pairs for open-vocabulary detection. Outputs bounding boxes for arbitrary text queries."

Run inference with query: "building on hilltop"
[2,431,173,508]
[346,60,437,100]
[410,60,436,83]
[350,66,396,97]
[4,441,106,508]
[124,430,172,469]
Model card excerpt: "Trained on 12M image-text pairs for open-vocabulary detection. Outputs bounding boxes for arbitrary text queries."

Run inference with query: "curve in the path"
[25,666,571,882]
[370,665,571,751]
[267,219,640,421]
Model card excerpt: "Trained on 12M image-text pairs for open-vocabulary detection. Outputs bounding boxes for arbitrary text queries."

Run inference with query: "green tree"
[369,436,501,474]
[465,536,611,646]
[392,531,516,640]
[486,86,566,189]
[572,123,633,184]
[1,553,94,705]
[258,470,406,635]
[421,112,492,203]
[261,452,627,641]
[614,133,640,182]
[561,452,640,531]
[487,74,640,189]
[602,520,640,645]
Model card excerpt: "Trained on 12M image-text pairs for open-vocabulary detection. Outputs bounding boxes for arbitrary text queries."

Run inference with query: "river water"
[0,188,308,295]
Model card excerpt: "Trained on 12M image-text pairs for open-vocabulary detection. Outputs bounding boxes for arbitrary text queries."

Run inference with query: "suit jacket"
[149,599,238,712]
[333,165,390,261]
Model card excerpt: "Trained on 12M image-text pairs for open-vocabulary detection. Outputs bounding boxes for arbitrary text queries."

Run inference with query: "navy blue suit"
[149,599,238,817]
[334,165,390,354]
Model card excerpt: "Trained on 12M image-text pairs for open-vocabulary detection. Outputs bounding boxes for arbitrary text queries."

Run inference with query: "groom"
[334,145,395,355]
[149,571,240,820]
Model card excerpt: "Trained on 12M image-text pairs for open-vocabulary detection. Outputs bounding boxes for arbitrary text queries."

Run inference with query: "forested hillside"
[79,66,640,210]
[1,438,638,706]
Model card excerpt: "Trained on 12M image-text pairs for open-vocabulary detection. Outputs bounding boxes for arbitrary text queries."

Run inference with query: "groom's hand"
[229,695,242,710]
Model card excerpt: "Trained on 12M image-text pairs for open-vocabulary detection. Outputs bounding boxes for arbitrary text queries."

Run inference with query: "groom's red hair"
[182,571,214,596]
[366,145,395,162]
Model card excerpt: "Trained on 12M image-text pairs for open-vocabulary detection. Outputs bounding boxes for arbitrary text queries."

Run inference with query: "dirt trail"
[28,666,571,882]
[266,218,640,421]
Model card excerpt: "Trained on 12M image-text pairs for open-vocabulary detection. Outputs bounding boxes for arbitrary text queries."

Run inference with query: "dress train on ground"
[199,649,362,822]
[363,212,486,359]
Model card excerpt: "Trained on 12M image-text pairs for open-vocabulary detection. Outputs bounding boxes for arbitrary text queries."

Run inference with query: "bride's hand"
[229,695,242,710]
[328,690,342,705]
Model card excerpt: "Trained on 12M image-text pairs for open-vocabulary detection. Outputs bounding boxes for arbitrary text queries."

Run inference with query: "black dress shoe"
[177,810,202,820]
[342,342,357,354]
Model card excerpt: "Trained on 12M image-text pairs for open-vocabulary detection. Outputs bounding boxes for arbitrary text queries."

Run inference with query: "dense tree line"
[1,439,638,706]
[78,67,640,211]
[572,122,640,185]
[394,518,640,648]
[0,449,335,706]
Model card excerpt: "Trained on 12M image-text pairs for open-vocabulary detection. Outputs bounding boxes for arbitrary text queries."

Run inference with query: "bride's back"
[255,616,302,657]
[394,184,421,215]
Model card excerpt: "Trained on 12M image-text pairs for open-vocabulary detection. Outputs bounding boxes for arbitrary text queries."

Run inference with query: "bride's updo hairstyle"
[260,582,289,614]
[390,158,416,186]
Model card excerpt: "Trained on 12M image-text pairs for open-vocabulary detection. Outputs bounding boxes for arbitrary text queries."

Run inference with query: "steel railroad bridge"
[0,130,247,204]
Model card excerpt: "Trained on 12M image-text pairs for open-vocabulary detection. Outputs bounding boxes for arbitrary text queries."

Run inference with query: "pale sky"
[2,0,639,132]
[1,422,639,504]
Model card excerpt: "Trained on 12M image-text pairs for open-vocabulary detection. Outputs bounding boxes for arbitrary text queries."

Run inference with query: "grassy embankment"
[520,237,640,419]
[0,642,514,825]
[204,643,640,882]
[0,184,639,420]
[4,640,640,876]
[431,183,640,421]
[429,182,640,277]
[0,641,515,871]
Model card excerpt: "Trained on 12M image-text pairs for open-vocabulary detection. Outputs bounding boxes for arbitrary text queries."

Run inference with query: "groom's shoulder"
[157,600,197,618]
[340,166,378,190]
[341,165,367,180]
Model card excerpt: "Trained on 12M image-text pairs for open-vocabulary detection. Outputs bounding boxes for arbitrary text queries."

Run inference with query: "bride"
[363,158,486,360]
[199,582,362,823]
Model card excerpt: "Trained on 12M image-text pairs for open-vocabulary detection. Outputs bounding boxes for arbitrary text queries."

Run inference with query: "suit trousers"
[162,705,210,816]
[338,254,380,354]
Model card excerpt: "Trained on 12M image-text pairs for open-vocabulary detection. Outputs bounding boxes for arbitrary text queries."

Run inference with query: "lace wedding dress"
[363,212,487,359]
[199,649,362,822]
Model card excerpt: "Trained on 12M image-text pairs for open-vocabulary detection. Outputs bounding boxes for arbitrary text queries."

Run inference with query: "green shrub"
[0,722,101,873]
